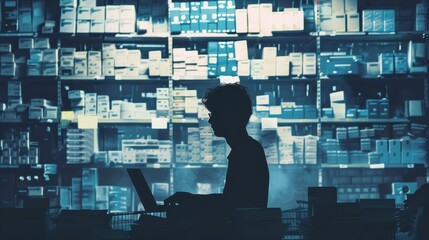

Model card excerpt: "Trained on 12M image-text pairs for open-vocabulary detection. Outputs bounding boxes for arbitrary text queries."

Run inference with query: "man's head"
[202,83,252,137]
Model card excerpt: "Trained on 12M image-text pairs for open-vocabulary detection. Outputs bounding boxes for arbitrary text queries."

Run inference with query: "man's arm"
[164,192,226,208]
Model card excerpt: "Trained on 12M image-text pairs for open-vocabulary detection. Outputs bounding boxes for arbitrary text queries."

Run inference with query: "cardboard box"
[237,60,250,76]
[119,19,135,33]
[289,52,303,76]
[34,38,50,49]
[332,0,345,14]
[379,53,394,74]
[18,38,34,49]
[90,21,105,33]
[235,40,248,61]
[362,10,373,31]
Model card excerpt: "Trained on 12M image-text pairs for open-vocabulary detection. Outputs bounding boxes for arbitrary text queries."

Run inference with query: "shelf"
[0,32,36,38]
[172,32,313,42]
[172,118,200,124]
[320,75,426,81]
[172,76,317,84]
[71,119,153,124]
[59,33,169,43]
[278,119,318,124]
[272,164,319,169]
[59,75,168,82]
[0,164,44,169]
[0,119,59,124]
[62,163,172,169]
[321,118,410,123]
[173,163,228,169]
[317,31,425,42]
[321,163,427,169]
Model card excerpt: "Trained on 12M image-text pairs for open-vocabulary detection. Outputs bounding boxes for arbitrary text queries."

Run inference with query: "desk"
[130,208,287,240]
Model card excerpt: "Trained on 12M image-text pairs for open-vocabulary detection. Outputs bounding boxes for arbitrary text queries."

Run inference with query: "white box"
[74,59,87,76]
[185,50,199,64]
[61,7,77,19]
[263,47,277,64]
[19,38,34,49]
[235,9,248,33]
[60,0,77,7]
[119,19,135,33]
[347,13,360,32]
[149,59,161,76]
[106,5,120,19]
[160,59,171,77]
[61,56,74,67]
[333,14,346,32]
[247,4,260,33]
[120,5,136,20]
[284,9,304,31]
[77,20,90,33]
[91,6,105,20]
[332,0,345,14]
[105,19,119,33]
[320,15,333,31]
[79,0,96,7]
[289,52,303,76]
[149,51,162,60]
[103,58,115,68]
[43,49,59,63]
[237,60,250,76]
[127,67,139,76]
[115,68,127,76]
[303,53,316,75]
[60,19,76,33]
[102,44,116,59]
[127,50,141,67]
[256,95,270,105]
[173,48,186,62]
[103,67,114,76]
[276,56,290,76]
[272,12,285,31]
[114,49,128,67]
[90,21,105,33]
[259,4,273,35]
[263,63,276,76]
[34,38,50,49]
[77,6,91,20]
[234,40,248,61]
[198,55,208,66]
[345,0,358,13]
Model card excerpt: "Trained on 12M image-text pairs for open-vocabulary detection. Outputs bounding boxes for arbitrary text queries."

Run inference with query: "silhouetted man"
[164,83,269,209]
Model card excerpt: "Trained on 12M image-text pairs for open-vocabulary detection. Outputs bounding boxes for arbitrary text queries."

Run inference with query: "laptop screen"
[126,168,160,212]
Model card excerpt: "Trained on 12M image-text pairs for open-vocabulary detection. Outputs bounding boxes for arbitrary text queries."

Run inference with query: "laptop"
[127,168,169,212]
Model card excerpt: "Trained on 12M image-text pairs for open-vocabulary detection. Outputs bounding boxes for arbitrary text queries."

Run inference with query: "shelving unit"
[0,0,427,211]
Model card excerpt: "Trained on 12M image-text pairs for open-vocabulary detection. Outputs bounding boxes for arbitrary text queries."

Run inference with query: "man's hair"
[202,83,252,126]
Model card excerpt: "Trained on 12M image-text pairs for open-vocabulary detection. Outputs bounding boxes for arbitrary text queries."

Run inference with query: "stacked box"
[66,129,96,164]
[188,127,200,163]
[261,130,278,164]
[60,48,76,76]
[71,178,82,210]
[278,127,293,164]
[212,136,227,164]
[293,136,305,164]
[82,168,98,210]
[109,186,129,213]
[175,142,188,163]
[95,186,109,210]
[304,135,318,164]
[200,123,213,163]
[289,52,303,76]
[363,9,396,32]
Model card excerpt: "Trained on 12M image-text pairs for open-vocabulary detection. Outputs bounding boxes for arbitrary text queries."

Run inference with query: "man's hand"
[164,192,195,207]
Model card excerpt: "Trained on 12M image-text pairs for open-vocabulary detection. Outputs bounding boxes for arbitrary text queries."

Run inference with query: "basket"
[109,211,166,231]
[282,201,310,240]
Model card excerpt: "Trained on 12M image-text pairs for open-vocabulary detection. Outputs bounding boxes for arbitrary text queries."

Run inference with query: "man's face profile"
[208,111,228,137]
